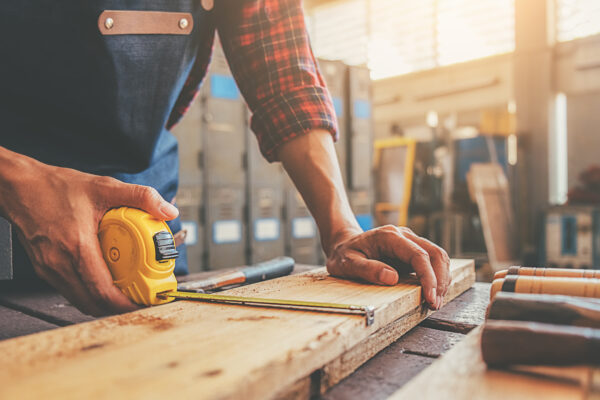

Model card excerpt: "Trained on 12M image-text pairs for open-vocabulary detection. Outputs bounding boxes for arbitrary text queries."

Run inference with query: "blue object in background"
[356,214,374,231]
[332,97,344,116]
[353,100,371,119]
[455,136,508,183]
[210,74,239,100]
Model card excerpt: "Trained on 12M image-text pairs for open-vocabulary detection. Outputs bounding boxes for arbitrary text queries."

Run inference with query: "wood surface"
[0,305,58,340]
[0,259,474,400]
[421,282,490,334]
[391,327,590,400]
[323,327,464,400]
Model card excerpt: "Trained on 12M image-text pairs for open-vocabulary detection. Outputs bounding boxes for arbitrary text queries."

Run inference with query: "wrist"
[321,223,362,257]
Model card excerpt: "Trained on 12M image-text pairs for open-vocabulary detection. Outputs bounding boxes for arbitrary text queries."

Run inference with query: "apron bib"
[0,0,211,275]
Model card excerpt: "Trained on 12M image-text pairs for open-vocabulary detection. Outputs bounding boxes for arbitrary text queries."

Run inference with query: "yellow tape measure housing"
[99,207,178,306]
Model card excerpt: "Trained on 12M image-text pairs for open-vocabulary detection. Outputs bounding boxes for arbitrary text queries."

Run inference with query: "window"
[556,0,600,42]
[307,0,515,79]
[308,0,369,67]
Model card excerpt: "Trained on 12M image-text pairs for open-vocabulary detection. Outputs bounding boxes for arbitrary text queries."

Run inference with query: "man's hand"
[277,129,451,310]
[0,149,178,316]
[326,226,451,310]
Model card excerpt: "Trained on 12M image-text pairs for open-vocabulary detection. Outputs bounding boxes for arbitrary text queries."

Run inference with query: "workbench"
[0,265,490,400]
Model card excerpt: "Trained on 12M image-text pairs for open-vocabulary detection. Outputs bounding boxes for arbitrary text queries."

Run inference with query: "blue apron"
[0,0,211,276]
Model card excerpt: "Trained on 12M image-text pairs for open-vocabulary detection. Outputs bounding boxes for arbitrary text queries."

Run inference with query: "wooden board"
[391,327,589,400]
[0,305,58,340]
[467,163,518,270]
[0,288,93,326]
[323,327,465,400]
[421,282,490,334]
[0,259,474,400]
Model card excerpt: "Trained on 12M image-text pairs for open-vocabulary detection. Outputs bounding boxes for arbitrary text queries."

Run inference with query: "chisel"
[98,207,375,326]
[494,266,600,280]
[177,257,295,293]
[487,291,600,328]
[490,275,600,301]
[481,320,600,366]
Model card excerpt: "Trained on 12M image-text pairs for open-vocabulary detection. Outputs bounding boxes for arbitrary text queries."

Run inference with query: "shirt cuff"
[250,86,339,162]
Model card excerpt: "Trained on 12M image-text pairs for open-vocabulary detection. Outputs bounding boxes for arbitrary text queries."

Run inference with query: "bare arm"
[0,146,178,315]
[278,130,451,310]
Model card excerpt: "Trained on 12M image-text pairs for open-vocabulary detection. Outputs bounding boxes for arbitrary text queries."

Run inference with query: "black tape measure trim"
[506,266,521,276]
[153,231,179,261]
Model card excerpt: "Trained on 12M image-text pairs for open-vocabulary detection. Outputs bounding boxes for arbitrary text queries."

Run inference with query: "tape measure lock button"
[153,231,179,261]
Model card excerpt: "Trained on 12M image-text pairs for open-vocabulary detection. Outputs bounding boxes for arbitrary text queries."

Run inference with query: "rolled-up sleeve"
[215,0,338,162]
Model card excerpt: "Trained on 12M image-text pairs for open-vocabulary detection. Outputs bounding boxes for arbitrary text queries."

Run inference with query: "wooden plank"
[317,262,475,393]
[0,259,474,400]
[393,326,465,357]
[0,287,94,326]
[390,327,587,400]
[467,163,518,270]
[0,305,58,340]
[0,265,318,329]
[421,282,490,334]
[323,329,465,400]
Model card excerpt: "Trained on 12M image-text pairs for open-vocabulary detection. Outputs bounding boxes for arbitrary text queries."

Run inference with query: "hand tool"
[98,207,375,326]
[481,320,600,366]
[177,256,295,293]
[490,275,600,301]
[494,266,600,280]
[487,292,600,328]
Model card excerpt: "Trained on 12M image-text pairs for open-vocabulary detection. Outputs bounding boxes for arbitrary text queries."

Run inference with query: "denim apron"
[0,1,210,277]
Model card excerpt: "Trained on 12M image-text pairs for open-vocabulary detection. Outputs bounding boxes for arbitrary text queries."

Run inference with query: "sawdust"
[226,315,279,322]
[112,313,174,331]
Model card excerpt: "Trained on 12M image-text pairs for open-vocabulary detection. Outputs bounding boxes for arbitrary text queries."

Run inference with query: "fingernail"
[160,202,179,218]
[378,269,397,285]
[427,287,437,305]
[437,295,443,309]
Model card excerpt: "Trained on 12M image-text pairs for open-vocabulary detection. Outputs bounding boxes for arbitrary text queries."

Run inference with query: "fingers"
[76,237,140,315]
[98,178,178,221]
[374,230,439,307]
[327,251,399,285]
[399,229,452,303]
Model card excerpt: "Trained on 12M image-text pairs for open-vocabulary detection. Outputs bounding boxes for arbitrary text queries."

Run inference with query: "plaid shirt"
[167,0,338,162]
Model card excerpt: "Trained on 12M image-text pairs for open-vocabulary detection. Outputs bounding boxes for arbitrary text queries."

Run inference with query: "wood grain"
[0,259,474,400]
[391,327,588,400]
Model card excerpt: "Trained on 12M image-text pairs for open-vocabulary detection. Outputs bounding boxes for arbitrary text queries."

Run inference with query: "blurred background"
[173,0,600,281]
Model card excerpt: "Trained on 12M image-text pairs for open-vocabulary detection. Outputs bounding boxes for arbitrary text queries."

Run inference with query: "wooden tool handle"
[481,320,600,366]
[494,266,600,280]
[490,276,600,301]
[487,292,600,328]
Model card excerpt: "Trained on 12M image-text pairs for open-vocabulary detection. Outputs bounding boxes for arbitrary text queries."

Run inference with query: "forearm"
[277,130,361,256]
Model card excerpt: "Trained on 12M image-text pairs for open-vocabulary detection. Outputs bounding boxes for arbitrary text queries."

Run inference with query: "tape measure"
[98,207,179,306]
[98,207,375,326]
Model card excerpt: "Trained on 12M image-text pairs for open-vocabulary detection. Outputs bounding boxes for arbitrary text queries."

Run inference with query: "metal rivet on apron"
[104,17,114,30]
[201,0,214,11]
[179,18,189,29]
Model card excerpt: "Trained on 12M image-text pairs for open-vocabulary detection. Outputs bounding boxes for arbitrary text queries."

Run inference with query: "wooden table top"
[0,265,490,399]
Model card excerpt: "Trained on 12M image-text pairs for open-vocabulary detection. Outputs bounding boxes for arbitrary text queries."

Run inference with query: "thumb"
[106,181,179,221]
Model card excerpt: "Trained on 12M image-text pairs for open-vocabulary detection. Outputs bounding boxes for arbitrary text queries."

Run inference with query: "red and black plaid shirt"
[166,0,338,162]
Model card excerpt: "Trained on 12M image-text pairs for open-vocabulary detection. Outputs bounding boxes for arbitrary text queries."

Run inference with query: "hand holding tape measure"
[98,207,375,325]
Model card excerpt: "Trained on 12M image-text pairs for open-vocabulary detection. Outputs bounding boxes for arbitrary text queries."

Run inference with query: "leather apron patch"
[98,10,193,35]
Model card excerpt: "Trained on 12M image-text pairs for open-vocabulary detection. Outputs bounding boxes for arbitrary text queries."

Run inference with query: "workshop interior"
[1,0,600,399]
